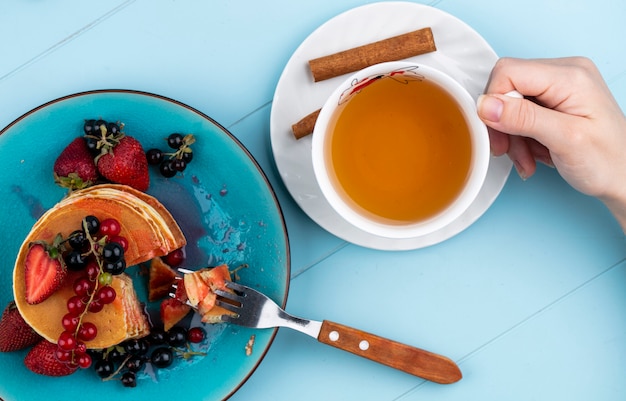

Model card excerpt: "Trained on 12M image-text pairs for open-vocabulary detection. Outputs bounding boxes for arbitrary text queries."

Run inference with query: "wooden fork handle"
[317,320,462,384]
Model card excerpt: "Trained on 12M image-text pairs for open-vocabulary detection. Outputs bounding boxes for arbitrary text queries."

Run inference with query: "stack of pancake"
[12,184,186,349]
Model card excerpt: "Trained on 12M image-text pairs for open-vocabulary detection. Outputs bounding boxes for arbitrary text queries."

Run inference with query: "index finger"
[485,57,583,109]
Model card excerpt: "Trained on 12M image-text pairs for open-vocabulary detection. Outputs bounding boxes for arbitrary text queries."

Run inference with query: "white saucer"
[269,1,512,250]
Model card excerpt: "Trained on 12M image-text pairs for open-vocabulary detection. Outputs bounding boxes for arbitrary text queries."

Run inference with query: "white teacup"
[311,61,490,239]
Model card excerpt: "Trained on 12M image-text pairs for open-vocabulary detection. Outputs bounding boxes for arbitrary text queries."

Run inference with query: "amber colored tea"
[327,76,472,223]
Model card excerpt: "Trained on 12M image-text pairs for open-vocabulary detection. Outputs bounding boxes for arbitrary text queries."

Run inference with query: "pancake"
[70,184,182,245]
[12,184,187,349]
[58,184,186,265]
[14,272,149,349]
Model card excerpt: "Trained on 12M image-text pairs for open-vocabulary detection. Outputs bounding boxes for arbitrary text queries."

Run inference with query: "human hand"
[477,57,626,230]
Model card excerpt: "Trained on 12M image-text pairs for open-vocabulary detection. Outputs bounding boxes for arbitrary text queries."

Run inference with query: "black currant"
[84,136,99,154]
[65,251,88,271]
[123,339,149,356]
[83,119,96,135]
[93,119,107,138]
[102,242,124,263]
[166,326,187,347]
[172,159,186,172]
[94,359,115,378]
[146,148,164,165]
[106,122,120,135]
[68,230,88,250]
[148,327,167,345]
[83,215,100,235]
[106,347,126,363]
[125,355,147,373]
[121,371,137,388]
[159,160,177,178]
[181,150,193,163]
[103,259,126,275]
[87,348,105,361]
[151,347,174,368]
[167,133,184,149]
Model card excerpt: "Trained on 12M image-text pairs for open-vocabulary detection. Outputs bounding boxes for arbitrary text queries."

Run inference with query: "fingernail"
[537,155,555,168]
[513,160,527,181]
[477,95,504,122]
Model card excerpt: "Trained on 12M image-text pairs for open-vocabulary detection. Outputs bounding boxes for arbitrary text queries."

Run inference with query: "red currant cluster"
[55,216,128,370]
[146,133,195,177]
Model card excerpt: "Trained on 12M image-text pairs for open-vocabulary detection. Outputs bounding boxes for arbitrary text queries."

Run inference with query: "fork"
[173,276,461,384]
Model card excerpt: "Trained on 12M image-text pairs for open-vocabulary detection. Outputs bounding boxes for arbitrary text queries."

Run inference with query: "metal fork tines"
[214,281,322,338]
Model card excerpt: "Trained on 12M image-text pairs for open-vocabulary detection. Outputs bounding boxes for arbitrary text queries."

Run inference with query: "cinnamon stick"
[308,27,436,82]
[292,27,437,139]
[291,108,321,140]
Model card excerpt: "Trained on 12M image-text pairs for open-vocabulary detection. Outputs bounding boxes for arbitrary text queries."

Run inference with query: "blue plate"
[0,90,290,400]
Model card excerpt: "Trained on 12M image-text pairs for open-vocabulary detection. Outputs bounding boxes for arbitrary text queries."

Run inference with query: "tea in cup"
[311,61,490,239]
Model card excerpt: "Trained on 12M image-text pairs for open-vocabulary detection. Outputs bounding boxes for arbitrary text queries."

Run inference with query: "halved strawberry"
[24,339,78,376]
[0,301,42,352]
[96,136,149,191]
[24,242,67,305]
[148,257,179,302]
[53,137,99,190]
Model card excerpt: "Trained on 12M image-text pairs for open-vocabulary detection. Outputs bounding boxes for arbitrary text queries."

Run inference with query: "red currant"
[88,300,104,313]
[57,331,77,351]
[61,313,80,332]
[85,260,100,281]
[75,341,87,354]
[73,277,95,298]
[187,327,205,343]
[163,248,185,267]
[77,353,92,369]
[55,348,72,363]
[96,286,117,305]
[67,296,87,316]
[109,235,128,252]
[99,218,121,237]
[77,322,98,341]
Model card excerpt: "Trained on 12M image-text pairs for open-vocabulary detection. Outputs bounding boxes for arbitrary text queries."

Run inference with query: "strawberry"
[53,137,99,190]
[96,136,149,191]
[0,301,42,352]
[24,241,67,305]
[24,339,78,376]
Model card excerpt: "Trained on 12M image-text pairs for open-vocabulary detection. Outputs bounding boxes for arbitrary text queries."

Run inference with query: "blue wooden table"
[1,1,625,400]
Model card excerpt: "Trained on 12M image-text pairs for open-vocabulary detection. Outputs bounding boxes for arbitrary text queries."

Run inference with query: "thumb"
[477,94,572,151]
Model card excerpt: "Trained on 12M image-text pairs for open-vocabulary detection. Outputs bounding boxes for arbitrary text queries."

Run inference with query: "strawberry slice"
[24,243,67,305]
[0,301,42,352]
[24,339,78,376]
[97,136,149,191]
